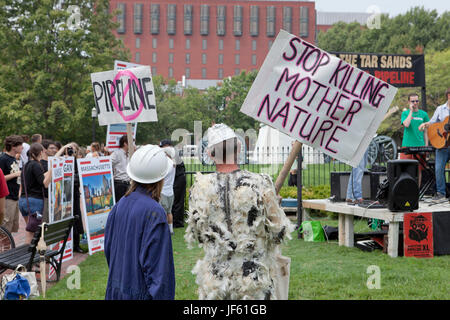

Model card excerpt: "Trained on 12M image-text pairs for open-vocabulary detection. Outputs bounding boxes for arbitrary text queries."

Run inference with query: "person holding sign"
[111,135,130,202]
[104,145,175,300]
[419,88,450,201]
[185,123,294,300]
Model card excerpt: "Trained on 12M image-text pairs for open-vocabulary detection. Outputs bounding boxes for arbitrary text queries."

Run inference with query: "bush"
[279,185,333,218]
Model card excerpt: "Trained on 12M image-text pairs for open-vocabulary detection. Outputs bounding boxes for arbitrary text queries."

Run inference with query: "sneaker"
[432,193,445,202]
[346,199,355,205]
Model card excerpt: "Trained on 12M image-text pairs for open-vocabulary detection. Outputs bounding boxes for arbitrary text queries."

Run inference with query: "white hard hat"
[162,146,175,159]
[126,145,173,184]
[205,123,237,150]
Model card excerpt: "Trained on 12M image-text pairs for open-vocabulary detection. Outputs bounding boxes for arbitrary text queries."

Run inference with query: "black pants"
[172,164,186,228]
[73,187,84,249]
[114,180,130,203]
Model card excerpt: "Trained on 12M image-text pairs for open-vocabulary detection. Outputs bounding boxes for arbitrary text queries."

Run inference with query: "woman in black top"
[18,143,52,243]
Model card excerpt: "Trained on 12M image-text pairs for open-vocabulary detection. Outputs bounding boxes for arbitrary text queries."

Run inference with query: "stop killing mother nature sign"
[90,66,158,126]
[240,30,398,167]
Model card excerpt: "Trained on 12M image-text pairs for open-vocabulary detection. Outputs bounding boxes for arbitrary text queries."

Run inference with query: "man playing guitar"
[419,88,450,202]
[400,93,430,187]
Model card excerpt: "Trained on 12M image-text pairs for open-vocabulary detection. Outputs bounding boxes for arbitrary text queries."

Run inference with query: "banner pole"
[275,141,302,194]
[126,123,135,159]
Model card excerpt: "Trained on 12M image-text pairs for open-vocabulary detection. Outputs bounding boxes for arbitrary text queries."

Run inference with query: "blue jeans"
[18,197,44,218]
[435,148,450,196]
[346,149,369,200]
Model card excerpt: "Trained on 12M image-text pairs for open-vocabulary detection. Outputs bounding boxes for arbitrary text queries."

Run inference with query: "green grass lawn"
[39,217,450,300]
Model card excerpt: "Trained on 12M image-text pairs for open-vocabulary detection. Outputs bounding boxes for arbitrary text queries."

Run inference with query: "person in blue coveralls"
[104,144,176,300]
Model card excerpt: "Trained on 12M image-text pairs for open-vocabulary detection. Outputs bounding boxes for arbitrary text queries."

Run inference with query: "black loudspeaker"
[330,172,386,201]
[387,160,419,211]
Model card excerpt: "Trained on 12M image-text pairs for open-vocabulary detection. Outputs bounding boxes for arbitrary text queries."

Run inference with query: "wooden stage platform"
[301,198,450,257]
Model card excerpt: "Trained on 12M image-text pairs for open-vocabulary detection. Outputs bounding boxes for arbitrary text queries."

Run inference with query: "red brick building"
[109,0,316,81]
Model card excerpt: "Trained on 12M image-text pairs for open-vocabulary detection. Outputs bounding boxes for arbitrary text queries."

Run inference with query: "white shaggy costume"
[185,170,294,300]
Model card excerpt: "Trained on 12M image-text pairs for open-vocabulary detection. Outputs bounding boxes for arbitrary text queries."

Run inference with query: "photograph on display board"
[52,178,63,222]
[78,156,115,253]
[83,173,114,216]
[62,175,72,219]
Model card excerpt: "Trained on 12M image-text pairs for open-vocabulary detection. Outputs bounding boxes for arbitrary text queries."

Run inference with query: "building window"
[252,40,257,51]
[283,7,292,33]
[186,38,190,49]
[250,6,259,37]
[300,7,309,37]
[169,38,174,49]
[169,53,174,64]
[202,39,207,50]
[168,67,173,78]
[268,40,273,50]
[150,4,160,34]
[200,5,209,36]
[152,52,157,64]
[202,53,207,64]
[135,37,140,49]
[219,39,224,50]
[217,6,226,36]
[218,54,223,65]
[184,4,192,35]
[235,68,240,76]
[185,53,190,64]
[267,6,276,37]
[218,68,224,79]
[233,5,243,36]
[151,66,157,75]
[117,3,126,34]
[252,54,257,65]
[134,4,143,34]
[152,38,157,49]
[235,39,240,50]
[185,68,190,79]
[135,52,140,63]
[167,4,176,35]
[202,68,207,79]
[235,54,240,65]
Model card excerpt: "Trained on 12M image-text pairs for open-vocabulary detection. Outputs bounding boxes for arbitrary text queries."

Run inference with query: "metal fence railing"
[182,146,360,189]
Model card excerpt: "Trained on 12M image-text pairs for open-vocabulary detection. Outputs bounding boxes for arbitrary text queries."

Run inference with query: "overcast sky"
[314,0,449,16]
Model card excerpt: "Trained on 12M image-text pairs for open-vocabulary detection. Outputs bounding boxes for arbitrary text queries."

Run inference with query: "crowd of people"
[0,133,189,256]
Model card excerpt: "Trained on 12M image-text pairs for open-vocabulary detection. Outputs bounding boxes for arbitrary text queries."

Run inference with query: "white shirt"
[161,165,175,196]
[111,148,129,182]
[429,103,450,124]
[20,142,30,168]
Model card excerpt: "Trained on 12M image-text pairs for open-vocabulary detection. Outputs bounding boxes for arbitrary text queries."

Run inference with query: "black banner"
[330,52,425,88]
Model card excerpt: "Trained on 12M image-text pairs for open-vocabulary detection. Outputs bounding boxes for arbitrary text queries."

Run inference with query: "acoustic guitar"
[428,116,450,149]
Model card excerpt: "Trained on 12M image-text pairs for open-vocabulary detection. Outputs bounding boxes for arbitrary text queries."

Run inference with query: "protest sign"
[106,122,137,150]
[114,60,143,71]
[49,157,64,223]
[240,30,398,167]
[404,212,433,258]
[91,66,157,126]
[77,156,115,255]
[48,157,74,277]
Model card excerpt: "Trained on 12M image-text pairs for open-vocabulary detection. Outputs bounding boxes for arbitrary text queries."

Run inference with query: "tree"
[0,0,129,145]
[317,7,448,54]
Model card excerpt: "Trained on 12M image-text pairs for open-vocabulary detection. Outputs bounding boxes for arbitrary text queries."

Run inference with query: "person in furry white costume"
[185,124,294,300]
